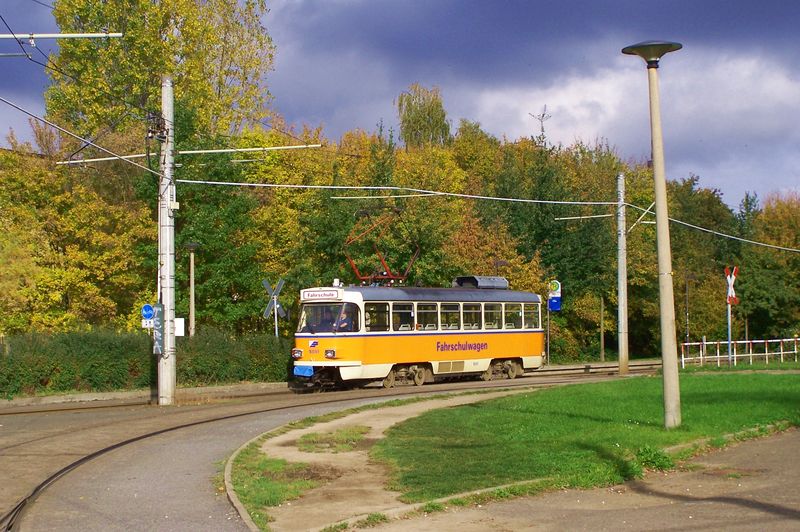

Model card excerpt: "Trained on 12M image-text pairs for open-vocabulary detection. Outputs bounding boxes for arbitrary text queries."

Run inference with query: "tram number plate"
[293,366,314,377]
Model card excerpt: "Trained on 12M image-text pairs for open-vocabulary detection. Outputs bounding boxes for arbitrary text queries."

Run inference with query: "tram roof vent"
[452,276,509,290]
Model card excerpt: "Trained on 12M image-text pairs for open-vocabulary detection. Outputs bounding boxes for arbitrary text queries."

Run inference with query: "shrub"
[1,329,152,398]
[635,445,674,471]
[0,327,295,398]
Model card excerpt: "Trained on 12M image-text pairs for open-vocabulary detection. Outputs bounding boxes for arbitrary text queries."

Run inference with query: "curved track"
[0,361,658,530]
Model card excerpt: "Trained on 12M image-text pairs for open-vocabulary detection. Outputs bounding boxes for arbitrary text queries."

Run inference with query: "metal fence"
[680,337,799,368]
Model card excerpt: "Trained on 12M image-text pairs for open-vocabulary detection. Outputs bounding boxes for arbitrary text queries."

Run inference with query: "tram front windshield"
[297,303,343,333]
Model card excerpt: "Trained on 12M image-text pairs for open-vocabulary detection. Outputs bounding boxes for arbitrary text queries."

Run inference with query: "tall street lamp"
[622,40,683,429]
[184,242,200,337]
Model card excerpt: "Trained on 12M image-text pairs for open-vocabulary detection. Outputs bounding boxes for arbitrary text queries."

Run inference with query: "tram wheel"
[412,367,425,386]
[505,362,517,379]
[480,367,493,381]
[383,369,396,388]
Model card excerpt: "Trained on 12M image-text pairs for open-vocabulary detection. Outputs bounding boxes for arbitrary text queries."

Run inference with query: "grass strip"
[229,389,495,529]
[372,373,800,502]
[230,442,322,530]
[298,425,371,453]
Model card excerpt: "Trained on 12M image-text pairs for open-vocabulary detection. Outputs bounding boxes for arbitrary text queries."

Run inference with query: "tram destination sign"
[301,288,342,301]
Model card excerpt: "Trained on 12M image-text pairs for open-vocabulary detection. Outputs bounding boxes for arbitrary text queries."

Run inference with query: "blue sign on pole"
[152,304,164,355]
[548,296,562,312]
[141,304,155,320]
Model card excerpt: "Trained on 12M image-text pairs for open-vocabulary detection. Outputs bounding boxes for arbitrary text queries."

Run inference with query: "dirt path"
[255,391,800,531]
[261,389,531,531]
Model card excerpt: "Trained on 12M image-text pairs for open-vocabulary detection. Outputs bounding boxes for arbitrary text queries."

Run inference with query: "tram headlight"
[291,348,303,359]
[324,349,336,359]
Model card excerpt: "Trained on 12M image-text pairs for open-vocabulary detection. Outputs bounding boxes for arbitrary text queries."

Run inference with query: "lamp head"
[184,241,200,252]
[622,41,682,67]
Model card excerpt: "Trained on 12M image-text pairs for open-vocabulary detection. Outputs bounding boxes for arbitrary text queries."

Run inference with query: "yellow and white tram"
[291,276,545,390]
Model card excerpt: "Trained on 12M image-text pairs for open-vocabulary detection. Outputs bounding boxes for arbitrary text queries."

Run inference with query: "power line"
[56,144,322,165]
[0,95,162,179]
[625,202,800,253]
[174,178,799,253]
[28,0,54,9]
[330,193,436,200]
[175,179,617,206]
[0,14,30,58]
[0,21,154,125]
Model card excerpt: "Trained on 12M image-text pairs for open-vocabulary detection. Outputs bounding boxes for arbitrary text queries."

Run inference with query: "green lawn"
[371,373,800,502]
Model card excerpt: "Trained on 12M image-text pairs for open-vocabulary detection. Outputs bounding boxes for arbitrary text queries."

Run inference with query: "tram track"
[0,360,659,417]
[0,360,658,530]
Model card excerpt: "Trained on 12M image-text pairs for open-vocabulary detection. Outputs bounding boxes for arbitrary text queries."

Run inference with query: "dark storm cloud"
[263,1,800,206]
[2,0,798,206]
[0,1,59,139]
[270,0,800,86]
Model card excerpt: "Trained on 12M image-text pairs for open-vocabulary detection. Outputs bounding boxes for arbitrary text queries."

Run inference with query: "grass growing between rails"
[372,373,800,502]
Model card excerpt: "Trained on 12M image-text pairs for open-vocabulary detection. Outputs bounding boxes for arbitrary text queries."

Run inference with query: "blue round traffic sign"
[141,304,155,320]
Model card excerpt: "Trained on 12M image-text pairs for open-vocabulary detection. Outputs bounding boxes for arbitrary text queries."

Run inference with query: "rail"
[680,337,800,368]
[1,367,653,530]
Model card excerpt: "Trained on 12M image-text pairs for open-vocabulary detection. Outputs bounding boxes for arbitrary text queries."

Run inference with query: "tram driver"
[336,307,354,332]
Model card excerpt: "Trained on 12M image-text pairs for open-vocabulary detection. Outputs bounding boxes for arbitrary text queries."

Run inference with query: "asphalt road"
[8,397,392,531]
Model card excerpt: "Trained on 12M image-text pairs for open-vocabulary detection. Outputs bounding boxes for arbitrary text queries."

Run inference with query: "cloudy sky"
[2,0,798,208]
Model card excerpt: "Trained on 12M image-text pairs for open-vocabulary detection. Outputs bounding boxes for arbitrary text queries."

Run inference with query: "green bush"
[635,445,674,471]
[0,330,153,398]
[1,328,292,399]
[176,328,292,385]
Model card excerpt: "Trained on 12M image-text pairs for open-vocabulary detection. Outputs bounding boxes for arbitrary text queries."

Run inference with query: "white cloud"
[442,49,800,207]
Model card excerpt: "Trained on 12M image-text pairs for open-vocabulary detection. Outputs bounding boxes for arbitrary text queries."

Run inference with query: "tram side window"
[523,303,540,329]
[463,303,482,330]
[441,303,461,330]
[484,303,502,329]
[504,303,522,329]
[365,303,389,332]
[417,303,438,330]
[392,303,414,331]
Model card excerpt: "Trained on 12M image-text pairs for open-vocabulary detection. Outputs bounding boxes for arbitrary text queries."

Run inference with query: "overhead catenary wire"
[628,201,655,234]
[56,144,323,165]
[28,0,54,9]
[0,14,31,58]
[175,178,619,207]
[624,202,800,253]
[330,193,437,200]
[175,178,800,253]
[0,19,155,125]
[0,95,163,179]
[554,214,614,221]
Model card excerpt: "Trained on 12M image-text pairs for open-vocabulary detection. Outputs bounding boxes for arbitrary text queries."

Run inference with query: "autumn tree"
[397,83,451,148]
[736,192,800,338]
[47,0,275,136]
[0,137,152,333]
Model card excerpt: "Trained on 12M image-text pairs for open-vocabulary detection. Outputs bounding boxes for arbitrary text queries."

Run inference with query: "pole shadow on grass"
[575,442,643,481]
[627,481,800,521]
[578,443,800,521]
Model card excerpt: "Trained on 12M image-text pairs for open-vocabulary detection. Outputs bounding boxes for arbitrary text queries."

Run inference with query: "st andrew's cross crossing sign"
[263,278,286,337]
[262,279,286,319]
[724,266,739,305]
